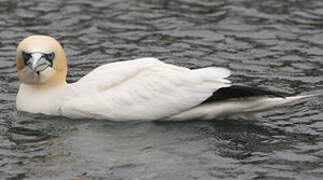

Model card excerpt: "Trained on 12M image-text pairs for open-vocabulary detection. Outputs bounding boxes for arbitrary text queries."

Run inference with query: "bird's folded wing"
[60,58,231,121]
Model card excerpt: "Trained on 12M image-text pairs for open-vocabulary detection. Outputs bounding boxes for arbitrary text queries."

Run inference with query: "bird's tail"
[238,95,313,112]
[231,94,320,120]
[168,93,319,121]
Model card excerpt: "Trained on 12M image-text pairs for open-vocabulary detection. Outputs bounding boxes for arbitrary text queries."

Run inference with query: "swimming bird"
[16,35,311,121]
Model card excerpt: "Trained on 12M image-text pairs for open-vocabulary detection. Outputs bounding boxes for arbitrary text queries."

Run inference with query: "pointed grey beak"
[30,53,43,71]
[27,53,51,73]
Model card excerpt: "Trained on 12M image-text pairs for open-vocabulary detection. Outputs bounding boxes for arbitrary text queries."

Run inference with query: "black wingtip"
[202,85,292,104]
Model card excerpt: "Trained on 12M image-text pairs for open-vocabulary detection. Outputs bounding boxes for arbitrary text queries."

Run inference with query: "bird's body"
[15,35,311,121]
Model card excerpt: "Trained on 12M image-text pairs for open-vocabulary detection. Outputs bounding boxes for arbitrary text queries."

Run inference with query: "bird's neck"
[23,80,68,91]
[17,81,70,116]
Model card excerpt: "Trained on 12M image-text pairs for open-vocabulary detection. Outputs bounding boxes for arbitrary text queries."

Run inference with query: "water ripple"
[0,0,322,179]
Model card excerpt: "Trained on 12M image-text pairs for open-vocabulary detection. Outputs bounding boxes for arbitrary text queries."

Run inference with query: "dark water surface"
[0,0,323,179]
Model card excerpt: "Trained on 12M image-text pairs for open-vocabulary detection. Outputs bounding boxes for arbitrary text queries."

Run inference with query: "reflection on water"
[5,113,322,179]
[0,0,322,179]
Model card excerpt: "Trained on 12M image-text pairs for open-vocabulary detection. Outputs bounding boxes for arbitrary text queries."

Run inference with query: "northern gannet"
[15,35,311,121]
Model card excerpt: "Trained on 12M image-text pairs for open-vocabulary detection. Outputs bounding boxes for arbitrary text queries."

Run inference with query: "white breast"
[16,84,72,115]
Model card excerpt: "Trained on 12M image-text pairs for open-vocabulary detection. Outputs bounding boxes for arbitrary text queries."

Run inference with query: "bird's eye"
[45,52,55,62]
[22,51,31,65]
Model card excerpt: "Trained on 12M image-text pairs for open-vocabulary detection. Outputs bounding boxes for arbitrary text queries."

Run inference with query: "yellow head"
[16,35,67,87]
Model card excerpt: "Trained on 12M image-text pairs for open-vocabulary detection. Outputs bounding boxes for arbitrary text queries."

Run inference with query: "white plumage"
[60,58,231,120]
[15,35,311,121]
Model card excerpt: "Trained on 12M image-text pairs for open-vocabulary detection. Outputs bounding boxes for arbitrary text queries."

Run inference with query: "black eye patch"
[45,52,55,62]
[21,51,55,67]
[22,51,31,65]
